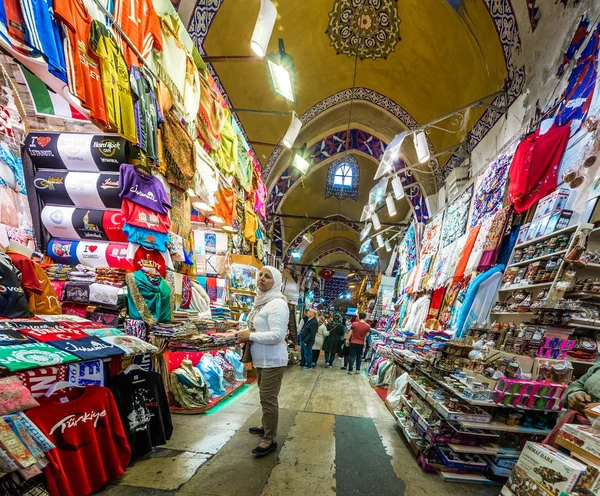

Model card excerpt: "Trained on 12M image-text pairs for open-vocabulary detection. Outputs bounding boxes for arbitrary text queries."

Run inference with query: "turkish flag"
[319,268,335,281]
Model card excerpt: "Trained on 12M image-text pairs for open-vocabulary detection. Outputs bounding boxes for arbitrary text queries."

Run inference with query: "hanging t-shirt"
[20,0,67,82]
[0,253,32,318]
[123,223,169,252]
[47,336,123,360]
[3,0,34,55]
[127,242,173,277]
[54,0,108,127]
[119,164,171,214]
[108,370,172,459]
[130,66,163,163]
[26,386,131,496]
[121,199,170,233]
[7,251,61,315]
[113,0,162,68]
[101,210,128,242]
[0,342,78,371]
[89,20,137,143]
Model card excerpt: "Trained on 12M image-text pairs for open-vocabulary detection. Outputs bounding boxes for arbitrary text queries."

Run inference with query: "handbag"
[241,341,252,363]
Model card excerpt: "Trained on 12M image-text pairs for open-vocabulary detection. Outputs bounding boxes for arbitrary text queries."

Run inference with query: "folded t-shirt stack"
[69,265,96,283]
[149,322,188,338]
[209,304,231,321]
[46,264,74,281]
[95,267,128,287]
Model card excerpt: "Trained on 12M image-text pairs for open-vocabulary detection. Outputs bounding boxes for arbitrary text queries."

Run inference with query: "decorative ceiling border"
[267,128,430,223]
[283,215,362,264]
[444,0,524,174]
[263,87,437,178]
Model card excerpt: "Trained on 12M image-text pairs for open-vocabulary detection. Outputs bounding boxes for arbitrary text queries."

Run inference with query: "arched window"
[325,155,360,200]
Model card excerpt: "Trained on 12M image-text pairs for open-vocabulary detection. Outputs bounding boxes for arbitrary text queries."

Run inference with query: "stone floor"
[96,357,501,496]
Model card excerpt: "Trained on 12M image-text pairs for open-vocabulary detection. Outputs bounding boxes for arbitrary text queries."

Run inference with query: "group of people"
[297,310,373,374]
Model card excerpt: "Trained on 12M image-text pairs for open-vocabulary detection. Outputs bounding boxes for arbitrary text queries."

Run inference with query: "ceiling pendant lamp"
[385,240,392,252]
[291,143,311,174]
[413,130,430,164]
[251,0,277,57]
[221,225,236,233]
[376,234,384,249]
[192,201,214,214]
[360,222,372,240]
[391,176,404,200]
[282,111,302,149]
[266,39,297,104]
[385,194,397,217]
[371,211,381,230]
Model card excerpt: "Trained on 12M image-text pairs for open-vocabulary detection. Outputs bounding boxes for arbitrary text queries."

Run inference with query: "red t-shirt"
[27,386,131,496]
[350,321,371,345]
[121,199,171,233]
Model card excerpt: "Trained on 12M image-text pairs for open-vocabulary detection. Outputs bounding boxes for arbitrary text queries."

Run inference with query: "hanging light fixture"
[360,222,372,240]
[291,143,311,174]
[376,234,384,249]
[391,176,404,200]
[221,225,236,233]
[192,201,214,214]
[385,194,397,217]
[371,211,381,230]
[385,240,392,252]
[209,215,225,225]
[251,0,277,57]
[266,39,297,104]
[413,130,430,164]
[282,111,302,149]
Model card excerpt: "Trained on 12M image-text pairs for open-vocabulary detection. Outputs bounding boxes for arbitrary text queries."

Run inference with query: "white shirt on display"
[249,298,290,368]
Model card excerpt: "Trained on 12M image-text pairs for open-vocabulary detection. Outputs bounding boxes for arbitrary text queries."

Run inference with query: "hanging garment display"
[213,188,237,226]
[471,154,511,227]
[162,111,196,190]
[35,171,122,209]
[130,66,163,163]
[67,359,105,387]
[507,124,571,213]
[420,214,443,257]
[403,295,431,336]
[26,386,131,496]
[452,226,480,283]
[123,223,170,252]
[0,253,32,318]
[108,370,173,459]
[127,243,173,277]
[440,185,473,248]
[477,205,512,272]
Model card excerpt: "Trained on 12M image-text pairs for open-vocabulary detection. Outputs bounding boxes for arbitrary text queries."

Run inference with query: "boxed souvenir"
[435,445,488,471]
[483,455,513,478]
[571,459,600,495]
[517,223,531,245]
[505,465,558,496]
[525,396,562,411]
[557,424,600,465]
[533,188,570,221]
[514,442,587,495]
[585,403,600,421]
[555,210,573,230]
[428,395,492,423]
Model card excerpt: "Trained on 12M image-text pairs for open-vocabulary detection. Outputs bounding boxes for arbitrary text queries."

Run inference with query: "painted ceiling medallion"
[326,0,401,60]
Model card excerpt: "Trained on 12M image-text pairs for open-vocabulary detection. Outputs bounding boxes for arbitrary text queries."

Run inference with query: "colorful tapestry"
[556,19,600,131]
[397,223,417,279]
[420,213,443,257]
[441,185,473,247]
[471,155,511,228]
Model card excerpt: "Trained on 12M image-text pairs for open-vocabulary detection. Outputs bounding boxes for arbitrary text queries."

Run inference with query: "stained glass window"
[325,155,360,200]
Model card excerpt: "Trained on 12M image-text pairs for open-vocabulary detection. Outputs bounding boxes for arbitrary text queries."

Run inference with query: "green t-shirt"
[0,342,78,372]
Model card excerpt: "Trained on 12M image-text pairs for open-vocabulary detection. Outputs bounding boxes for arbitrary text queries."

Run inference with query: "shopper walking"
[345,312,371,375]
[323,313,345,368]
[299,309,318,369]
[312,316,330,367]
[236,266,289,457]
[297,309,309,366]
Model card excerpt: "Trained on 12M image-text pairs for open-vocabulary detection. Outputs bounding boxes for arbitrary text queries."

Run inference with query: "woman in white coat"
[312,315,330,367]
[236,266,289,457]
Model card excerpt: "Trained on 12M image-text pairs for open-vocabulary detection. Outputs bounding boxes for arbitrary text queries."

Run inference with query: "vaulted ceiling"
[184,0,517,275]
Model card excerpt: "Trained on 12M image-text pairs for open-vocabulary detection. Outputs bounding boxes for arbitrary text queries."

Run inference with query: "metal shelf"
[514,225,578,250]
[458,420,552,435]
[499,282,553,292]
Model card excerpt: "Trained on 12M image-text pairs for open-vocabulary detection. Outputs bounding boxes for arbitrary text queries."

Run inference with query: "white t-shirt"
[249,298,289,368]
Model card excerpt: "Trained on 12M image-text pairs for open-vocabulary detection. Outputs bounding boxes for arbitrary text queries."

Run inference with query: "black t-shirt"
[108,370,173,459]
[0,254,32,318]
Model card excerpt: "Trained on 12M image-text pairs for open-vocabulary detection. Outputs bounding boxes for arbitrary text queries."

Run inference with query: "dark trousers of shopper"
[302,342,314,368]
[298,335,305,366]
[311,349,320,365]
[256,367,286,444]
[348,343,364,372]
[342,344,350,369]
[324,352,337,366]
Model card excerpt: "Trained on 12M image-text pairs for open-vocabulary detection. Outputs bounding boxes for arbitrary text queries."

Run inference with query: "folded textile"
[101,335,159,355]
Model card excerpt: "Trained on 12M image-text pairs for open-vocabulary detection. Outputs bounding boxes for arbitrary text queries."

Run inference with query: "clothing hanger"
[45,381,84,397]
[124,363,145,374]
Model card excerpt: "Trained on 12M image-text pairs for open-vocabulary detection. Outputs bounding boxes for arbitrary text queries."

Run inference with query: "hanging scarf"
[246,266,287,331]
[126,271,172,326]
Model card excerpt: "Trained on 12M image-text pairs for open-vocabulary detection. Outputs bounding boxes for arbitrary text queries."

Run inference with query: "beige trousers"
[256,366,286,444]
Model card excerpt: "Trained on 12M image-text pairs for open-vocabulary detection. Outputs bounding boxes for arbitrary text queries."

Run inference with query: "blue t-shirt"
[47,336,123,360]
[123,223,169,252]
[20,0,67,82]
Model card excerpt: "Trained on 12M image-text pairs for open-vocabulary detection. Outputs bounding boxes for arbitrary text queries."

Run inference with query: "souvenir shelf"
[228,263,258,319]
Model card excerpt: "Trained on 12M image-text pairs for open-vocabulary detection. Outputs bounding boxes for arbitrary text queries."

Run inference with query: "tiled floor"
[97,358,500,496]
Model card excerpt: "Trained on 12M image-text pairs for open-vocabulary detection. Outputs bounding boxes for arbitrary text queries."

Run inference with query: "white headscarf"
[247,265,287,330]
